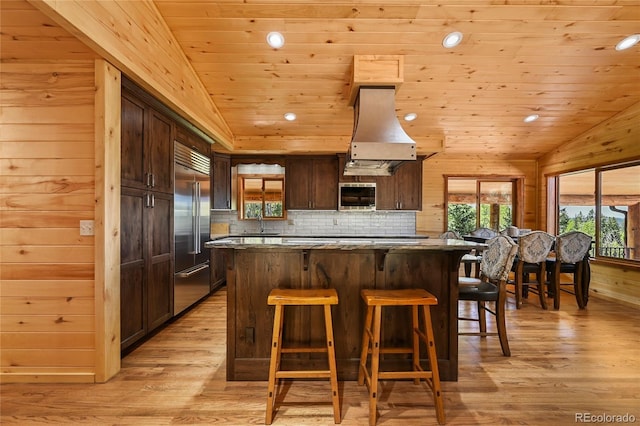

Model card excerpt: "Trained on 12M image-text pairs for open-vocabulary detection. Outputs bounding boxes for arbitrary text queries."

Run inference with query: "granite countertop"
[205,235,484,251]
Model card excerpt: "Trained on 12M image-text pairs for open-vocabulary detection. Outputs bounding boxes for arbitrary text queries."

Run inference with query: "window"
[446,177,521,236]
[238,175,285,220]
[551,161,639,263]
[598,163,640,261]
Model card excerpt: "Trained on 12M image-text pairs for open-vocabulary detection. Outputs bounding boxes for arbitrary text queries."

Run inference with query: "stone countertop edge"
[204,236,485,251]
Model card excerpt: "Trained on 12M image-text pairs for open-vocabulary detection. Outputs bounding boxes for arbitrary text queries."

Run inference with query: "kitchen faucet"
[257,213,265,234]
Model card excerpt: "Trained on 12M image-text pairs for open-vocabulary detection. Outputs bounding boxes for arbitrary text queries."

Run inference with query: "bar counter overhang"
[205,236,484,381]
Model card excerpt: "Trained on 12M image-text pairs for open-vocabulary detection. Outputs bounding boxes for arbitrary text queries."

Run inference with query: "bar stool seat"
[358,289,445,425]
[266,288,341,424]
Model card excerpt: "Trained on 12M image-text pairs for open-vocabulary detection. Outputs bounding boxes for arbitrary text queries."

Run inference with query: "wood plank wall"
[417,156,537,236]
[0,0,100,382]
[28,0,234,150]
[537,101,640,309]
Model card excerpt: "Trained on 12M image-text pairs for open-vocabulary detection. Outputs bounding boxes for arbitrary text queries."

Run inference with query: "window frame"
[444,175,524,234]
[237,174,286,221]
[548,160,640,267]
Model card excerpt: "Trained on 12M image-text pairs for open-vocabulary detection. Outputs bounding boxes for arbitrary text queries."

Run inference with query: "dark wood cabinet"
[285,156,338,210]
[176,125,210,157]
[120,187,146,350]
[375,158,423,211]
[212,153,231,210]
[120,82,175,352]
[121,89,173,195]
[145,191,173,332]
[120,187,174,352]
[210,248,226,291]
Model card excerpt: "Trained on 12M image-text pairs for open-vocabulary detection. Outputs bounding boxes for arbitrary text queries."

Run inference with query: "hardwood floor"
[2,286,639,425]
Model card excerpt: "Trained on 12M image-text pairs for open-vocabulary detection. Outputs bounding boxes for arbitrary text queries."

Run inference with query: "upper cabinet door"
[311,157,339,210]
[374,159,423,211]
[285,158,314,209]
[121,89,174,194]
[147,108,174,194]
[121,93,146,190]
[394,159,423,210]
[285,156,338,210]
[212,153,231,210]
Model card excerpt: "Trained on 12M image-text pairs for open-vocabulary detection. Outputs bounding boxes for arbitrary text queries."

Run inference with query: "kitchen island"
[205,236,484,381]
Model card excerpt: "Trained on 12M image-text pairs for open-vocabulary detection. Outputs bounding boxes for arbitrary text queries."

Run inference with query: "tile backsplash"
[211,210,416,236]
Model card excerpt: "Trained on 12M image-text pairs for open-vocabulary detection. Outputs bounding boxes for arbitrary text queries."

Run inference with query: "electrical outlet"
[80,220,94,236]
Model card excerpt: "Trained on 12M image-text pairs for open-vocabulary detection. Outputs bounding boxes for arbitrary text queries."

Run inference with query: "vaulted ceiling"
[152,0,640,159]
[7,0,640,160]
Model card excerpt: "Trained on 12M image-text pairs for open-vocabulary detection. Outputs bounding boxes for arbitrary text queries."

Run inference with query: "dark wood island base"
[205,237,482,382]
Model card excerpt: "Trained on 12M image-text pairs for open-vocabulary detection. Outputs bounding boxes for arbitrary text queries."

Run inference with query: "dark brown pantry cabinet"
[285,156,338,210]
[120,82,174,352]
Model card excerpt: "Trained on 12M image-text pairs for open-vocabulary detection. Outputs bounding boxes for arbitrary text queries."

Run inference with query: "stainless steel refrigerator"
[174,141,211,315]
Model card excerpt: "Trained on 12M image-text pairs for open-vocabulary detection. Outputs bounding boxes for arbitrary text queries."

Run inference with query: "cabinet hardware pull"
[150,193,155,208]
[146,173,151,187]
[151,173,155,188]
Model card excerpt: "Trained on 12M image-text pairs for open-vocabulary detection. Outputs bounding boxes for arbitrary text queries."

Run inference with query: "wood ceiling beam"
[27,0,234,151]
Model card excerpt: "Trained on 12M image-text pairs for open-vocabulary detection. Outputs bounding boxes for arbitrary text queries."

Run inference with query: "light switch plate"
[80,220,94,236]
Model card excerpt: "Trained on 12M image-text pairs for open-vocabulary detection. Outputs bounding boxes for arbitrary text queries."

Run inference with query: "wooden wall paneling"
[94,59,122,382]
[589,263,640,308]
[28,0,234,150]
[0,29,98,381]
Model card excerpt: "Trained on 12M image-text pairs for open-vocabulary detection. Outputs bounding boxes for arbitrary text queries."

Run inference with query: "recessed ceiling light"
[442,31,463,49]
[615,34,640,51]
[284,112,296,121]
[266,31,285,49]
[524,114,539,123]
[404,113,418,121]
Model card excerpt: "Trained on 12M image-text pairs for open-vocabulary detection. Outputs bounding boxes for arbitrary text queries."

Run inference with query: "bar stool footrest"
[378,371,433,380]
[276,370,331,379]
[281,347,328,354]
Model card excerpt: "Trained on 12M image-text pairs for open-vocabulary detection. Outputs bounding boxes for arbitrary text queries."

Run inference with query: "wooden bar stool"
[265,288,341,424]
[358,289,445,425]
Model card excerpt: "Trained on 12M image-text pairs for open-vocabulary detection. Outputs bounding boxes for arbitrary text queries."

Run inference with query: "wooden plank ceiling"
[152,0,640,159]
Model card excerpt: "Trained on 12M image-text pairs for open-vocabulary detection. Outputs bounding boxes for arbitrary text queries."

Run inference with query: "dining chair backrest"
[556,231,592,263]
[471,227,499,239]
[517,231,555,264]
[440,230,462,240]
[480,235,519,282]
[500,225,520,237]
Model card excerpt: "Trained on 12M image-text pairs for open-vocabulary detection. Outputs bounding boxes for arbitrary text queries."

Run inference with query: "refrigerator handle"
[192,181,198,254]
[196,181,201,254]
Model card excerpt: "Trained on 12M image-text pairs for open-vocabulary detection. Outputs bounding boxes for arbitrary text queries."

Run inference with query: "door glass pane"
[479,181,512,231]
[264,179,284,218]
[447,179,477,235]
[599,165,640,260]
[558,170,595,237]
[242,178,263,219]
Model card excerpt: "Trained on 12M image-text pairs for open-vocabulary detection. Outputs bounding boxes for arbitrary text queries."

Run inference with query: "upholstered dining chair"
[462,227,500,278]
[440,230,482,278]
[458,235,519,356]
[471,227,499,239]
[513,231,555,309]
[439,230,462,240]
[548,231,592,310]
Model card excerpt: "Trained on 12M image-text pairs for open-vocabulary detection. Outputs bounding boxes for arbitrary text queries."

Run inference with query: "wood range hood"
[344,55,418,177]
